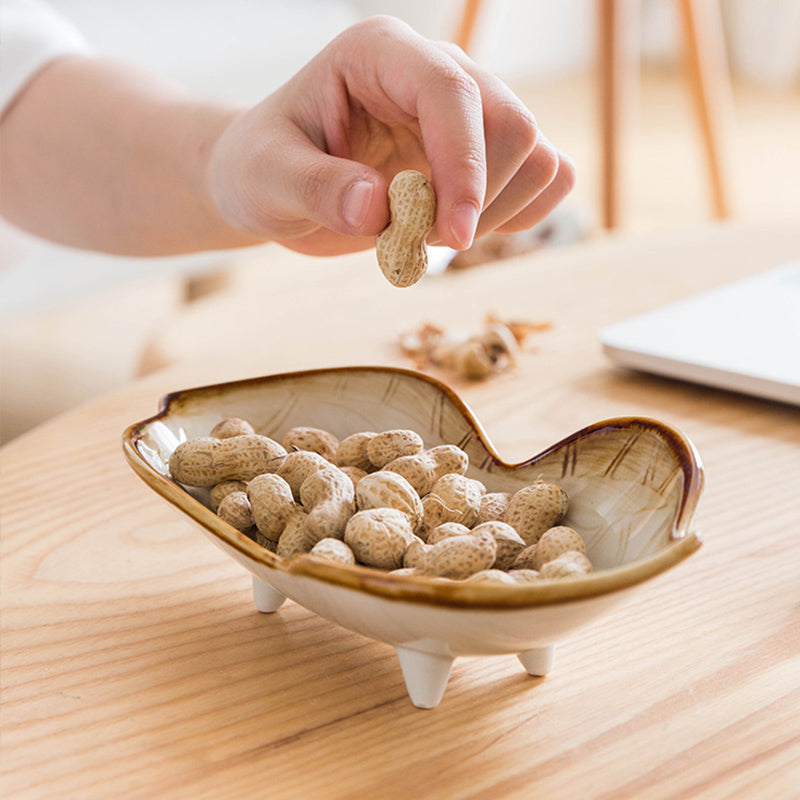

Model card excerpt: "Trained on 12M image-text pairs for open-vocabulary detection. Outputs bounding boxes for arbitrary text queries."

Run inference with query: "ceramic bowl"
[122,366,703,708]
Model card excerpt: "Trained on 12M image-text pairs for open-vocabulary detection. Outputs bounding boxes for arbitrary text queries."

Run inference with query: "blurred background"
[1,0,799,442]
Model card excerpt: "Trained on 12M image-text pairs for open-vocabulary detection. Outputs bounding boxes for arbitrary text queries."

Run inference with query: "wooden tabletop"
[2,221,799,800]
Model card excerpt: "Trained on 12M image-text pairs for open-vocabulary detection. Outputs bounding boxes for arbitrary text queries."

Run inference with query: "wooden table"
[3,221,799,799]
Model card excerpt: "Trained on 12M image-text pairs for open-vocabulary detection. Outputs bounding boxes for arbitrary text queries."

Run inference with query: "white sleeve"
[0,0,93,114]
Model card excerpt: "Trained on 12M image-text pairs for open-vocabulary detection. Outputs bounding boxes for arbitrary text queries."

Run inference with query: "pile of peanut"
[168,418,594,584]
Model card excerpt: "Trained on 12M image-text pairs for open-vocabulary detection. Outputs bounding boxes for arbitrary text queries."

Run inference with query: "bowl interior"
[125,366,703,603]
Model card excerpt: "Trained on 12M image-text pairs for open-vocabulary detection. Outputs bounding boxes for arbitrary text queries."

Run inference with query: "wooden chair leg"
[598,0,639,230]
[455,0,484,53]
[677,0,734,219]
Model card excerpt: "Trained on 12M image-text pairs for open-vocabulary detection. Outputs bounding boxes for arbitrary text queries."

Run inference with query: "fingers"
[415,37,573,246]
[474,137,560,236]
[495,151,577,233]
[435,42,539,211]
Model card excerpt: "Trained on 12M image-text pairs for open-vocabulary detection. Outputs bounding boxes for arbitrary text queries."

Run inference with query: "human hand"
[208,15,575,256]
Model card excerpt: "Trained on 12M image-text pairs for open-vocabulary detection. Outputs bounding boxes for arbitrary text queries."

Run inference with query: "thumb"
[279,131,389,237]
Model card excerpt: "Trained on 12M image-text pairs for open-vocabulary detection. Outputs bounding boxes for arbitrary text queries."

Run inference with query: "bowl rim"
[121,365,704,610]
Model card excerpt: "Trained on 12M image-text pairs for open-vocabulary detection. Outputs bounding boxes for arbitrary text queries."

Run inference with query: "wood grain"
[2,222,799,799]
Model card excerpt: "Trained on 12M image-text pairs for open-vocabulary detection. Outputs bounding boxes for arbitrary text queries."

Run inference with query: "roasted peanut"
[340,465,368,488]
[422,473,483,532]
[510,544,539,571]
[344,508,418,569]
[209,480,248,511]
[366,429,424,468]
[376,170,436,288]
[539,550,593,579]
[476,492,512,525]
[417,526,497,579]
[534,526,587,570]
[426,521,472,546]
[383,444,468,496]
[216,490,254,532]
[471,521,525,570]
[355,471,423,529]
[277,509,311,559]
[209,417,255,439]
[504,480,569,546]
[248,473,300,541]
[276,450,333,499]
[282,426,339,462]
[309,538,356,566]
[300,467,356,546]
[463,569,518,585]
[335,432,378,472]
[168,434,286,487]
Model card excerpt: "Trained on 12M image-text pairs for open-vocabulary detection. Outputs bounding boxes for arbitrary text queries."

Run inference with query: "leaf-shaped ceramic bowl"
[122,366,703,708]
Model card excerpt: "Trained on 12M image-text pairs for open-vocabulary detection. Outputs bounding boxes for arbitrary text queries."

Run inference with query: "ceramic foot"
[252,576,286,613]
[395,645,454,709]
[517,644,556,676]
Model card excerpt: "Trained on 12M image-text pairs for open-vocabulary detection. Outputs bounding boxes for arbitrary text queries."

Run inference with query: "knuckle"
[498,102,539,154]
[429,61,480,102]
[295,163,331,216]
[350,14,407,39]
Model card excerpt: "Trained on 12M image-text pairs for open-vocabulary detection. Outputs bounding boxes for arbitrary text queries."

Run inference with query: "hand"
[208,15,575,256]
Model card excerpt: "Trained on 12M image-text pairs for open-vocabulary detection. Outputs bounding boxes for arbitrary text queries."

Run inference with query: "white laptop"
[600,261,800,406]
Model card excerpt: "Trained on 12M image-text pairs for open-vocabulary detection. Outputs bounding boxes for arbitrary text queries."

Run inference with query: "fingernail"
[343,180,373,229]
[450,201,480,250]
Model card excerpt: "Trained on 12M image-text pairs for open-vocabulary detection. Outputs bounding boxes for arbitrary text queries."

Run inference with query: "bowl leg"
[252,575,287,613]
[517,644,556,676]
[395,643,454,709]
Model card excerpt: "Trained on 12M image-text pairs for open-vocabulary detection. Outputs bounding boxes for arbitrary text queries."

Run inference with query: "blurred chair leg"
[455,0,484,53]
[598,0,638,230]
[677,0,734,219]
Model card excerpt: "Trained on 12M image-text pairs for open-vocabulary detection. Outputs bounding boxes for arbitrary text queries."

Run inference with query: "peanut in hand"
[376,170,436,288]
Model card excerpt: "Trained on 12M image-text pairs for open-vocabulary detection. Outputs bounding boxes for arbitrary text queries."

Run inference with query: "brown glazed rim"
[122,365,704,610]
